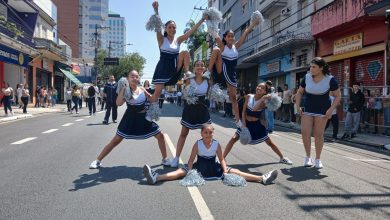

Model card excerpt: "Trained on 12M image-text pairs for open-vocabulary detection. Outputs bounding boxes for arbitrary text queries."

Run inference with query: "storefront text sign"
[0,44,28,67]
[333,33,363,55]
[266,60,280,73]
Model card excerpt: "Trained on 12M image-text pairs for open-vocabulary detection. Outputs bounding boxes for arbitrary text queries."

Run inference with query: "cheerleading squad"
[89,1,341,186]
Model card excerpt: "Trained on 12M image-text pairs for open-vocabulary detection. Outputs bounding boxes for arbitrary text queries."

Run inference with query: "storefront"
[0,43,30,99]
[259,55,292,89]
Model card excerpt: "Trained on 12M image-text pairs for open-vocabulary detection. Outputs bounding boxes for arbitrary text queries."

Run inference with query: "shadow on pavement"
[280,166,328,182]
[69,166,143,191]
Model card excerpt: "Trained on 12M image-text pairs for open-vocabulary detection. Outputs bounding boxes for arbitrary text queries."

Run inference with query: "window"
[241,2,247,14]
[296,53,308,67]
[271,16,280,34]
[89,15,101,20]
[89,6,101,11]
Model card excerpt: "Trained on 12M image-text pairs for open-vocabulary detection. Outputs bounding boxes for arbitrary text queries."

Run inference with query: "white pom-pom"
[203,7,222,39]
[223,173,247,187]
[179,169,205,187]
[185,85,199,105]
[209,84,226,103]
[239,127,252,145]
[250,10,264,25]
[146,14,164,32]
[116,77,129,94]
[265,93,282,111]
[145,102,161,121]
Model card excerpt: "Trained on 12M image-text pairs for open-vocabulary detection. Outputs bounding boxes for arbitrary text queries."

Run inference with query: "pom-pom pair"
[145,102,161,121]
[203,7,222,39]
[179,169,205,187]
[209,84,226,103]
[223,173,247,187]
[264,93,282,111]
[239,127,252,145]
[185,85,199,105]
[250,10,264,26]
[146,14,164,32]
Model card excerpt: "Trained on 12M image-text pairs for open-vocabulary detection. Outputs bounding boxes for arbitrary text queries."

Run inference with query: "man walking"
[282,84,292,122]
[102,75,117,124]
[341,82,365,139]
[87,83,98,116]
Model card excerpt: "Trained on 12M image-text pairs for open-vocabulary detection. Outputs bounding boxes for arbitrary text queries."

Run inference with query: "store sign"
[42,58,49,70]
[333,33,363,55]
[266,60,280,73]
[0,44,29,67]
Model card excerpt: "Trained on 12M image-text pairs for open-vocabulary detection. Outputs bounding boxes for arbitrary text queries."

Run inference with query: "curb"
[0,114,33,122]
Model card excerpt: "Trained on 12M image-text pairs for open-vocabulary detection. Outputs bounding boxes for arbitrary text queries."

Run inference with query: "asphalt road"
[0,102,389,220]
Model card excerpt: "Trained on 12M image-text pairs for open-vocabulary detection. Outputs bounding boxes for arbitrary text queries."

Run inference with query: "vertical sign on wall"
[343,66,349,112]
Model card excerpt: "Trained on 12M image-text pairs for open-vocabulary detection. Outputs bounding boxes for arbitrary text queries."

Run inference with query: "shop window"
[296,53,307,67]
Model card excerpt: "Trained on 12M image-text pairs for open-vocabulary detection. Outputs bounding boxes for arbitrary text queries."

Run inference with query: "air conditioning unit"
[281,7,291,16]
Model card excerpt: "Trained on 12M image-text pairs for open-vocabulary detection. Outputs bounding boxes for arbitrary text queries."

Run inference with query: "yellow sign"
[18,53,24,65]
[333,33,363,55]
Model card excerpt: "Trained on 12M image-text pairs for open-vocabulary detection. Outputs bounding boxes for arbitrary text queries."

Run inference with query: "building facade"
[108,12,126,58]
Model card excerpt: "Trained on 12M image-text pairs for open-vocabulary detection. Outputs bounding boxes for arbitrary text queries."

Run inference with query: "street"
[0,103,389,220]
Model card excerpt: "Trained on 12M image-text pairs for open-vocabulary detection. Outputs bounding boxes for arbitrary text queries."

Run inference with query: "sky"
[108,0,209,79]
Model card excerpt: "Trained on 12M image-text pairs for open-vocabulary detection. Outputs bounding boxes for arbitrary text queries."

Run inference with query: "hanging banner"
[0,44,29,67]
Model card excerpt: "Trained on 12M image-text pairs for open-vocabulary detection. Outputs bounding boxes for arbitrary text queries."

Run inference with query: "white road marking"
[164,134,214,220]
[270,133,280,137]
[42,129,58,134]
[75,119,84,122]
[343,156,390,162]
[295,141,303,144]
[62,123,73,127]
[97,111,104,114]
[84,116,91,118]
[11,137,37,145]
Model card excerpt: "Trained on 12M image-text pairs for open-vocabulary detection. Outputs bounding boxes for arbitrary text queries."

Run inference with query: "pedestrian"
[143,124,278,185]
[295,57,341,169]
[16,84,22,108]
[205,16,261,128]
[146,1,207,119]
[89,70,171,169]
[282,84,292,122]
[177,90,182,106]
[372,89,382,134]
[87,83,97,115]
[325,96,339,142]
[100,86,106,111]
[35,86,40,108]
[40,86,46,107]
[21,84,30,114]
[143,80,154,94]
[1,83,14,116]
[102,75,117,124]
[47,87,53,107]
[223,83,293,165]
[71,85,81,114]
[158,91,165,109]
[65,87,72,112]
[52,87,58,106]
[170,60,212,167]
[341,82,365,139]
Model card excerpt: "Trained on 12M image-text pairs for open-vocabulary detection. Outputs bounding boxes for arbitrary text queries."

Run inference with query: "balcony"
[259,0,288,15]
[34,38,67,61]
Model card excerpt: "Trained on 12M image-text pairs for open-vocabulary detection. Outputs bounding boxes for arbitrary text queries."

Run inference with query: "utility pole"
[94,24,99,83]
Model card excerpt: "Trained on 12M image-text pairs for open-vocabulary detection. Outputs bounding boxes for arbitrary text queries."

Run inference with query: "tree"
[96,50,146,81]
[184,20,208,58]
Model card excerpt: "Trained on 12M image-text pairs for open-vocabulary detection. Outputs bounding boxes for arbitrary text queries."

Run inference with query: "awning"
[59,68,83,86]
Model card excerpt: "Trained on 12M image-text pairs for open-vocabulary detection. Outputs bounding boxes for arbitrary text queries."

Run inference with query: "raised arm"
[152,1,164,47]
[235,19,259,49]
[177,15,207,44]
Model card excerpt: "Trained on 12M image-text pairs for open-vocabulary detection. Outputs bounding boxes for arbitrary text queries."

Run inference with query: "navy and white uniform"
[300,73,339,117]
[181,78,212,129]
[184,139,230,179]
[116,88,161,139]
[152,37,182,86]
[236,95,269,145]
[213,45,238,88]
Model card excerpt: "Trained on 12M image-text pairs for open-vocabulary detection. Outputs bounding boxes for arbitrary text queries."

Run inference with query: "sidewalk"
[274,120,390,150]
[0,104,67,123]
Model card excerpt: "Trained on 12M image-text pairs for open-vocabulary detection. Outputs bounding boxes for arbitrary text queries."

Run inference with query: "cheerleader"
[89,70,171,169]
[170,60,212,167]
[143,124,278,185]
[223,83,293,165]
[148,1,207,104]
[204,19,260,127]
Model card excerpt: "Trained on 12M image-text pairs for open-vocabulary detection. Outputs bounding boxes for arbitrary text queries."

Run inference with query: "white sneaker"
[143,165,158,185]
[262,170,278,185]
[280,157,293,165]
[304,157,313,167]
[315,159,323,169]
[161,158,171,166]
[203,70,211,79]
[235,120,242,128]
[89,160,102,169]
[170,157,179,168]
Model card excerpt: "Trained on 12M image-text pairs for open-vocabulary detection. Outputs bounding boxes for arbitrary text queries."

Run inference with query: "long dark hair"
[222,30,234,45]
[163,20,176,37]
[311,57,330,75]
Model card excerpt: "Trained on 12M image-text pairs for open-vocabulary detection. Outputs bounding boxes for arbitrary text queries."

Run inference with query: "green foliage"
[185,20,208,57]
[96,50,146,80]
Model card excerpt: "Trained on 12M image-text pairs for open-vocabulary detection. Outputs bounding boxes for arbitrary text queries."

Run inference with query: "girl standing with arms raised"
[89,70,171,169]
[147,1,208,112]
[295,57,340,169]
[170,60,212,167]
[205,19,260,127]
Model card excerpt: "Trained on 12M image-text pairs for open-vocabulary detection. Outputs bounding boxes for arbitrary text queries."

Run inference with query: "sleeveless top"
[221,45,238,61]
[160,37,180,54]
[197,139,218,158]
[189,78,208,96]
[246,94,263,118]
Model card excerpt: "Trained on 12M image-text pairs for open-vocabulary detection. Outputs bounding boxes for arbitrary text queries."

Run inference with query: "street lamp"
[108,41,133,57]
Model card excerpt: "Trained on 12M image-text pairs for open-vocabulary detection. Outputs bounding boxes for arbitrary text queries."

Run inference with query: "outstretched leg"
[223,134,239,158]
[227,85,240,125]
[175,126,190,158]
[229,168,261,182]
[207,47,222,74]
[156,168,187,182]
[96,135,124,161]
[177,50,190,73]
[264,138,284,159]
